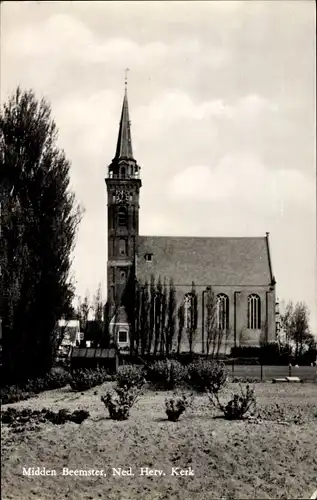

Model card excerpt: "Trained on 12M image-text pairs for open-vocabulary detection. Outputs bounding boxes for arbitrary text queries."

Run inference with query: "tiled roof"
[72,348,117,359]
[137,236,273,286]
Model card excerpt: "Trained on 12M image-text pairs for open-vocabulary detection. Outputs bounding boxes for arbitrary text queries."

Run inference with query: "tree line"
[75,278,231,358]
[125,278,232,357]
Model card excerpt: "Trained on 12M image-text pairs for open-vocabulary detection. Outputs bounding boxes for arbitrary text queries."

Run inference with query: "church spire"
[114,69,134,161]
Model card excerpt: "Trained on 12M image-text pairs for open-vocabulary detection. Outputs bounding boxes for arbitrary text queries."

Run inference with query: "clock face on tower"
[115,189,129,203]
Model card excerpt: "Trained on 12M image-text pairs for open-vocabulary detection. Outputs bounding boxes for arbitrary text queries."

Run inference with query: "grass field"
[229,364,317,381]
[2,382,317,500]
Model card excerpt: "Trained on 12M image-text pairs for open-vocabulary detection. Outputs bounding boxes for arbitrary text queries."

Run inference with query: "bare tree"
[139,282,150,356]
[187,282,198,354]
[78,291,91,335]
[177,303,185,355]
[280,300,313,359]
[93,283,104,346]
[279,301,294,348]
[153,277,162,356]
[205,288,218,358]
[148,274,156,354]
[292,302,312,359]
[166,280,176,356]
[133,281,141,355]
[160,279,168,355]
[223,326,233,355]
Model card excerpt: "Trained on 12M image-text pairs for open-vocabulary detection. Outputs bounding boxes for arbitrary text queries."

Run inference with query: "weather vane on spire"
[124,68,130,89]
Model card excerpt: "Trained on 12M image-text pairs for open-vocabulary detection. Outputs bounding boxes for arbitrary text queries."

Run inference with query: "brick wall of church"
[169,284,276,354]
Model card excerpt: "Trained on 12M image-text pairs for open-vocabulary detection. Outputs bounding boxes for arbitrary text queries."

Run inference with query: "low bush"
[1,407,89,432]
[258,403,306,425]
[146,359,187,390]
[187,359,227,393]
[101,386,142,421]
[165,392,194,422]
[208,384,256,420]
[69,368,111,392]
[116,365,146,390]
[1,369,72,405]
[225,357,260,365]
[231,346,261,358]
[44,369,72,390]
[229,376,263,383]
[43,408,89,425]
[0,386,36,405]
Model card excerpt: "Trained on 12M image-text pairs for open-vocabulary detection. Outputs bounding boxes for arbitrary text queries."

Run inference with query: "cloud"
[53,89,119,159]
[134,91,277,127]
[3,14,92,59]
[3,13,227,71]
[135,91,233,124]
[167,154,315,213]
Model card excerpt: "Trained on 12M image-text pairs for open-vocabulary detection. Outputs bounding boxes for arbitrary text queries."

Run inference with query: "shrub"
[230,376,263,384]
[1,407,89,432]
[0,386,36,405]
[231,346,260,358]
[187,359,227,393]
[43,408,90,425]
[69,368,110,392]
[44,369,71,390]
[116,365,146,390]
[208,384,256,420]
[101,386,142,421]
[146,359,187,390]
[258,403,306,425]
[165,392,194,422]
[1,369,72,405]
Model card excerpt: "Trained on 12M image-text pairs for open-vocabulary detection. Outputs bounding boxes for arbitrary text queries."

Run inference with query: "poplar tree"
[0,87,82,384]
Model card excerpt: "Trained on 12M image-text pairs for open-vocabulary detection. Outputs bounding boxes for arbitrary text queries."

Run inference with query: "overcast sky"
[1,1,316,331]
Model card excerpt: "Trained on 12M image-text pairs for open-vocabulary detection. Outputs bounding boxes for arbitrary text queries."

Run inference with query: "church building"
[105,83,277,354]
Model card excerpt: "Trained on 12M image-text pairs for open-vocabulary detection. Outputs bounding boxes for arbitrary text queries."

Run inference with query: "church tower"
[105,77,141,323]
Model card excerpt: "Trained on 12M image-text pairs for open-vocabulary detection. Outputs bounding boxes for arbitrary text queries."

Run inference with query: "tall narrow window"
[248,294,261,329]
[118,207,127,227]
[119,238,127,256]
[120,166,126,178]
[217,294,229,331]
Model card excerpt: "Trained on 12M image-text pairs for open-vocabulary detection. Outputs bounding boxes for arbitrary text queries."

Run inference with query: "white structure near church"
[57,319,82,356]
[109,306,130,351]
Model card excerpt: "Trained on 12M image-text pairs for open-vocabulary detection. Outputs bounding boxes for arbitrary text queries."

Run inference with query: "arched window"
[217,294,229,331]
[248,294,261,329]
[119,238,127,256]
[120,166,126,178]
[118,207,127,227]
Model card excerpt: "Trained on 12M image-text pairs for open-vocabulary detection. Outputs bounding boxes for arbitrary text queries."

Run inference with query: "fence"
[229,363,317,381]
